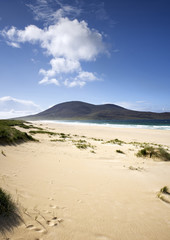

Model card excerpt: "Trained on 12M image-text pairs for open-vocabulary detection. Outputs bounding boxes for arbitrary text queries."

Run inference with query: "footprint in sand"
[26,224,45,233]
[49,204,58,209]
[48,197,54,201]
[46,217,63,227]
[49,204,60,209]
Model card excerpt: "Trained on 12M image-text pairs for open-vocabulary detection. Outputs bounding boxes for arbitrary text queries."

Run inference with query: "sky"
[0,0,170,118]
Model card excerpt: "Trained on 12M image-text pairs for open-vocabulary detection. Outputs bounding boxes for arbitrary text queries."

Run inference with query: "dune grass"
[29,130,57,135]
[0,188,16,217]
[0,120,37,145]
[59,133,71,139]
[116,149,125,154]
[160,186,170,194]
[91,138,103,141]
[76,143,89,149]
[104,138,126,145]
[29,130,71,140]
[72,139,87,144]
[0,120,42,130]
[73,140,95,150]
[157,186,170,204]
[0,188,22,235]
[1,150,6,156]
[0,120,28,128]
[51,139,65,142]
[137,146,170,161]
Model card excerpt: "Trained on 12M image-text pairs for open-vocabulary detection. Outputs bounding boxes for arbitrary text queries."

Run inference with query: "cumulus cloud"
[75,71,98,81]
[1,16,106,87]
[0,96,41,119]
[64,79,86,88]
[39,77,60,86]
[2,19,105,60]
[39,58,81,77]
[1,15,106,87]
[63,71,99,87]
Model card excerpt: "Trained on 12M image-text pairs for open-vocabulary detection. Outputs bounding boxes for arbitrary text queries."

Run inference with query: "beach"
[1,121,170,240]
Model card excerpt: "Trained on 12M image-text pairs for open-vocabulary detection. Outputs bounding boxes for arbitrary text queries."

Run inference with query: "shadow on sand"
[0,208,23,236]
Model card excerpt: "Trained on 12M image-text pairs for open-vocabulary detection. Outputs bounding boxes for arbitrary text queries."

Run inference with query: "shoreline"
[31,119,170,131]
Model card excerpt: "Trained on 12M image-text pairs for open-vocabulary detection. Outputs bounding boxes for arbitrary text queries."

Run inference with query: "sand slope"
[0,122,170,240]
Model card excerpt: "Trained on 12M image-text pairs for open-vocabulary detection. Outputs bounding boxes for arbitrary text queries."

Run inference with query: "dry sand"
[0,121,170,240]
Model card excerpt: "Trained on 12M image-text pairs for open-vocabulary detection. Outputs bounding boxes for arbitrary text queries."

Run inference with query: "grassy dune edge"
[0,120,37,145]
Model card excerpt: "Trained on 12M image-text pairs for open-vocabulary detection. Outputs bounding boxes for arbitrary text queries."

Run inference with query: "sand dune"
[0,122,170,240]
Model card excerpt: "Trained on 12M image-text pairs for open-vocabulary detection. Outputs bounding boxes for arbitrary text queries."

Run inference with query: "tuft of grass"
[29,130,56,136]
[129,141,165,149]
[157,186,170,204]
[158,148,170,161]
[58,133,71,139]
[1,150,6,156]
[129,141,146,148]
[73,134,78,137]
[72,139,95,150]
[51,139,65,142]
[91,138,103,141]
[0,188,16,217]
[137,146,170,161]
[160,186,170,194]
[72,139,87,144]
[105,138,126,145]
[76,144,88,149]
[116,149,125,154]
[74,141,95,150]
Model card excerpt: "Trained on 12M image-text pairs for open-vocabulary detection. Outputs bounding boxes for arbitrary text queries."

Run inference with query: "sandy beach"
[1,121,170,240]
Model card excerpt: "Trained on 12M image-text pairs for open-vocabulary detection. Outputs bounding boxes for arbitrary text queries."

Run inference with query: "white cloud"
[0,96,41,119]
[39,77,60,86]
[64,79,86,88]
[62,71,98,88]
[39,58,81,77]
[75,71,98,81]
[6,41,20,48]
[27,0,82,24]
[1,17,106,87]
[2,25,43,43]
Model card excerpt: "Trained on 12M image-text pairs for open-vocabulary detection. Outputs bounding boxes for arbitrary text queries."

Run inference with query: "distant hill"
[17,101,170,120]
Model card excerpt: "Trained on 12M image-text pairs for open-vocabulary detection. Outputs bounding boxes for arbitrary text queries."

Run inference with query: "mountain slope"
[17,101,170,120]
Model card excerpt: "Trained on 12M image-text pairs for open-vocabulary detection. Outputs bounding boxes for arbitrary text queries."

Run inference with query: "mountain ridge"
[17,101,170,120]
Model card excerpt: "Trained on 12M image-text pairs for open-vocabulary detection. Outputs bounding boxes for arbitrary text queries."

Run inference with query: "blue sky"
[0,0,170,118]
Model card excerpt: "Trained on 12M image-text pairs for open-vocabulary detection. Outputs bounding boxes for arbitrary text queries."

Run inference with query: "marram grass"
[0,188,16,217]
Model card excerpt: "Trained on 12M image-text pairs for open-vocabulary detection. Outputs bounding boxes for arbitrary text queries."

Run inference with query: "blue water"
[40,119,170,130]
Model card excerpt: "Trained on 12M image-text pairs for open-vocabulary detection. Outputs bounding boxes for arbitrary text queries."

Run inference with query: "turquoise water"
[40,119,170,130]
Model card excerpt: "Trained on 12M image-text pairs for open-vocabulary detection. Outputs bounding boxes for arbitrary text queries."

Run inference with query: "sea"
[40,119,170,130]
